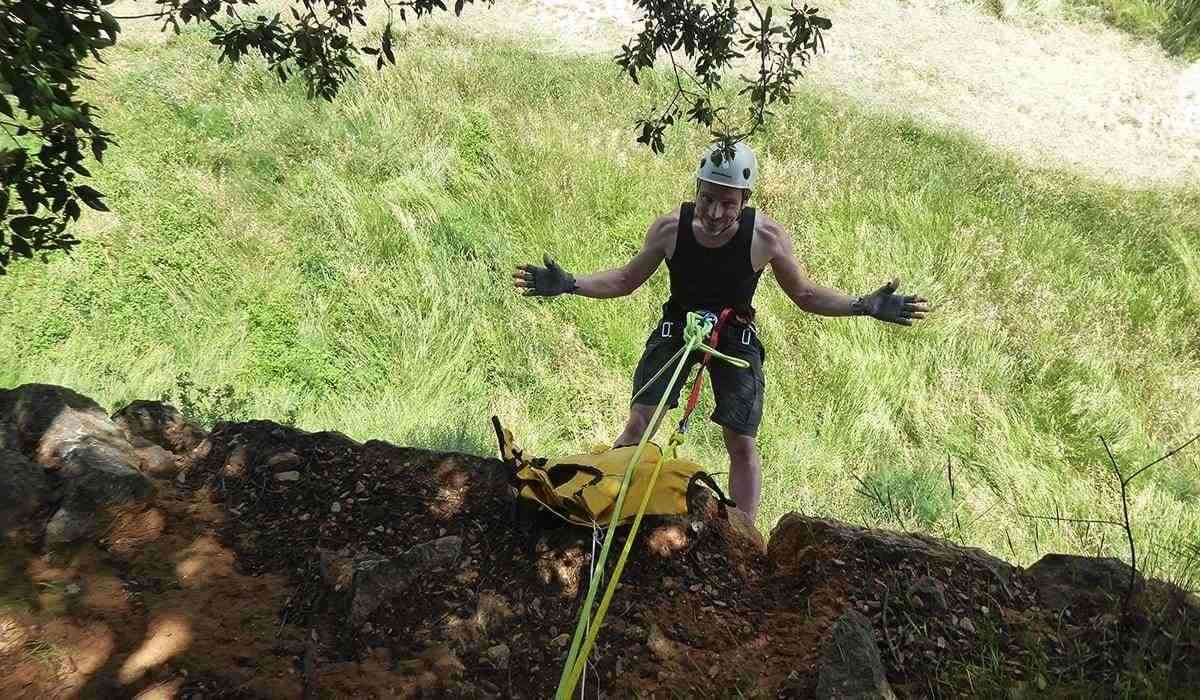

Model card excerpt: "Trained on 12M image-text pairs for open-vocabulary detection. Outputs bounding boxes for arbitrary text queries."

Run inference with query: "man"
[513,141,931,522]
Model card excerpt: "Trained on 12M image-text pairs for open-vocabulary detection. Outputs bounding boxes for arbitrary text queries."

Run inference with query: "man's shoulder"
[751,211,791,254]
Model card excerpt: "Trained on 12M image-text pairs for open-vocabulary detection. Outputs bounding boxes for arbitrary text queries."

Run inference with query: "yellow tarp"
[491,416,727,528]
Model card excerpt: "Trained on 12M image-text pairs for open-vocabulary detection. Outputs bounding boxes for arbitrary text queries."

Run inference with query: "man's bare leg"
[722,426,761,522]
[613,403,667,448]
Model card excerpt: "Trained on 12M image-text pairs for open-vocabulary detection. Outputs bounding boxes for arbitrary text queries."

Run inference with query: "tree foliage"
[0,0,829,274]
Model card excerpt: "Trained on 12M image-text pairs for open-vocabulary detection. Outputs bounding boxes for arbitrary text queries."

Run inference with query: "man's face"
[695,180,748,239]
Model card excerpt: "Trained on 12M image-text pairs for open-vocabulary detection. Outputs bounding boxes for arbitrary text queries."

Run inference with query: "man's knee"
[721,428,758,461]
[616,404,658,446]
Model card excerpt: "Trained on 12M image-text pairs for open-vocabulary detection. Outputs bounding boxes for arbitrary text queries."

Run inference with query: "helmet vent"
[743,168,752,179]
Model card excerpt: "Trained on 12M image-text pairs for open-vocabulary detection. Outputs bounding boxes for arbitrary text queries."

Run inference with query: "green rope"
[554,312,747,699]
[553,313,709,698]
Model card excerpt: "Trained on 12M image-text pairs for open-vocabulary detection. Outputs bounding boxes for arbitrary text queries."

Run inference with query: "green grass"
[981,0,1200,58]
[2,23,1199,591]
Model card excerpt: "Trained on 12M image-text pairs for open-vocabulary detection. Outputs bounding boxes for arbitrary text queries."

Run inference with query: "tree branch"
[1016,511,1126,529]
[1125,433,1200,484]
[108,12,173,21]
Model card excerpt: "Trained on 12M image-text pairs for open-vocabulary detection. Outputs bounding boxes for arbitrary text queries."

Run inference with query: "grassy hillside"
[3,23,1199,583]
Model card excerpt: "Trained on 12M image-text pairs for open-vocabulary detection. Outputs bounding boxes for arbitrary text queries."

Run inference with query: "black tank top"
[662,202,762,321]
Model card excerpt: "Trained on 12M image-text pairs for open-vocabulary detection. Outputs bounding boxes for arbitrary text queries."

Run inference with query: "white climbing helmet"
[696,140,757,191]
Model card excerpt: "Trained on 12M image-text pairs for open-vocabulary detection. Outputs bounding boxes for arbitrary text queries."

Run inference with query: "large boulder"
[0,384,156,545]
[112,400,206,454]
[768,514,1018,599]
[44,460,156,545]
[0,384,141,478]
[0,448,53,534]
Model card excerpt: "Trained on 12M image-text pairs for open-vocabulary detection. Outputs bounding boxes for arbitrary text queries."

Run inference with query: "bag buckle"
[661,321,673,338]
[741,328,752,345]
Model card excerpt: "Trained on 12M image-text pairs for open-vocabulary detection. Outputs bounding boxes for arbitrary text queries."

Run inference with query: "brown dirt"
[4,416,1198,698]
[0,477,301,699]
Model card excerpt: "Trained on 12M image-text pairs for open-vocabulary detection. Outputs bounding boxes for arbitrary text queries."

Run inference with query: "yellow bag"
[491,416,733,528]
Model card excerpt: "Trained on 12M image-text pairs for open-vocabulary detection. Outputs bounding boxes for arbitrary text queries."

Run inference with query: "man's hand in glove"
[513,254,578,297]
[851,279,931,326]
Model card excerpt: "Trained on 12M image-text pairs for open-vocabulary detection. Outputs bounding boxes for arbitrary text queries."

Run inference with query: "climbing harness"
[552,309,749,699]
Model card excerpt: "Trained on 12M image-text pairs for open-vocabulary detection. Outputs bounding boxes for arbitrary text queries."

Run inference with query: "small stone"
[552,633,570,648]
[331,502,342,513]
[65,583,81,596]
[485,643,510,670]
[960,618,976,634]
[267,451,301,472]
[906,576,948,612]
[275,471,301,482]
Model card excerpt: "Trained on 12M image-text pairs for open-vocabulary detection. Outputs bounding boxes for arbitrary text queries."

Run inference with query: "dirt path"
[446,0,1200,188]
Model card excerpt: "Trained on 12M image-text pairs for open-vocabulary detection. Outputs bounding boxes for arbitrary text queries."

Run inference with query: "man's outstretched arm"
[765,221,931,325]
[513,215,674,299]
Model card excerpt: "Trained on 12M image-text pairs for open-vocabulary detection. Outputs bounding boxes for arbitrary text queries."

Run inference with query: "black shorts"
[630,316,766,437]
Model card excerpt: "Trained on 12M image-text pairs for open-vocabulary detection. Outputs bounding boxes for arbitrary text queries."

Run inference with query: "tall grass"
[2,24,1198,584]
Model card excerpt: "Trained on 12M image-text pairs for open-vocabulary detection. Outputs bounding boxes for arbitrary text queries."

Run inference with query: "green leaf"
[9,215,36,238]
[99,10,120,35]
[0,148,25,169]
[50,104,82,123]
[11,233,32,258]
[75,184,108,212]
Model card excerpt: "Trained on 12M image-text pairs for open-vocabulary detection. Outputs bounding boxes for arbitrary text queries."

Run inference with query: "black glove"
[851,279,930,326]
[514,254,578,297]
